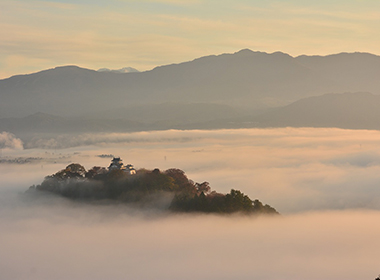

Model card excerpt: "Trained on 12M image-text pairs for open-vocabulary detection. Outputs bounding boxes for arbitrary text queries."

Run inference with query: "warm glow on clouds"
[2,127,380,279]
[4,127,380,213]
[0,194,380,279]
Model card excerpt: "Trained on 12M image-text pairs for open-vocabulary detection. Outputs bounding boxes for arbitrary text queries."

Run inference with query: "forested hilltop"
[29,162,278,215]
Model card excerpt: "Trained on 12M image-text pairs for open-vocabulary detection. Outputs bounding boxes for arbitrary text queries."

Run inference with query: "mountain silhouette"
[2,49,380,119]
[253,92,380,130]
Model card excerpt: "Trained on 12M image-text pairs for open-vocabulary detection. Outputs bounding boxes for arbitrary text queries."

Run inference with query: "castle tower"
[108,157,126,171]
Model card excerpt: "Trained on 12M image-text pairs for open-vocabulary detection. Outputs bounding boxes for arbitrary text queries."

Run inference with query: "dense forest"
[29,163,278,215]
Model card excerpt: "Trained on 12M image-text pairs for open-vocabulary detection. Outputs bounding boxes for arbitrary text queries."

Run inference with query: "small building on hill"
[108,157,136,175]
[125,164,137,175]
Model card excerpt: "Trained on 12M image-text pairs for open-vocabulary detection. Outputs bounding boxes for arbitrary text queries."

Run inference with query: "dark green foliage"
[50,163,86,180]
[224,189,253,213]
[170,189,278,214]
[252,199,278,214]
[37,165,178,202]
[164,168,197,196]
[33,163,278,215]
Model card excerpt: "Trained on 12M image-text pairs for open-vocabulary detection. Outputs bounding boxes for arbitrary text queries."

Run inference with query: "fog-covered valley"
[3,0,380,277]
[1,128,380,279]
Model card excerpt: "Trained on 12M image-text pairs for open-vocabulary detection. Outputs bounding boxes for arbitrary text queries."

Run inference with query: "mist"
[0,131,23,150]
[1,127,380,279]
[9,127,380,213]
[1,200,379,280]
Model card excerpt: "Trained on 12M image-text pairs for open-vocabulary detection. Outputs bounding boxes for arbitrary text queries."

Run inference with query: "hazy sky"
[1,0,380,78]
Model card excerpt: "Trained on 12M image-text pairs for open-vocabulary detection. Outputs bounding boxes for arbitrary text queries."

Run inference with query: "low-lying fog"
[1,128,380,279]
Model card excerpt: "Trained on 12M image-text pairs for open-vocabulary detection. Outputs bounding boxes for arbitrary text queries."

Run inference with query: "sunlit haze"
[1,0,380,78]
[2,1,380,279]
[1,128,380,279]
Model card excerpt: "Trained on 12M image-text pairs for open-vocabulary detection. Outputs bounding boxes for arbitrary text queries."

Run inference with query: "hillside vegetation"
[30,163,278,215]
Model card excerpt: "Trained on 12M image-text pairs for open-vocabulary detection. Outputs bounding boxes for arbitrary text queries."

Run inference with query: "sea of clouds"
[1,128,380,279]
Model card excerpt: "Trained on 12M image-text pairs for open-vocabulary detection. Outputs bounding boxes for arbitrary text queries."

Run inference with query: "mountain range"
[1,49,380,138]
[97,67,139,73]
[252,92,380,130]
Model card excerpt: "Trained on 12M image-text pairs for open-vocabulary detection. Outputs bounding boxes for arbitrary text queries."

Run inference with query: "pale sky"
[1,0,380,78]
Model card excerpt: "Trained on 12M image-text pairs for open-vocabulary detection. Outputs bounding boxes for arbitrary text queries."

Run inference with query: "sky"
[2,127,380,279]
[1,0,380,79]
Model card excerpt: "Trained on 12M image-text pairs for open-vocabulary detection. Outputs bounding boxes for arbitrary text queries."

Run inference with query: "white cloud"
[2,127,380,279]
[0,132,23,150]
[0,195,379,280]
[6,127,380,213]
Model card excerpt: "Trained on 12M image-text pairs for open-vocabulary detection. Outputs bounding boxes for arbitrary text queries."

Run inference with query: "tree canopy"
[31,163,278,215]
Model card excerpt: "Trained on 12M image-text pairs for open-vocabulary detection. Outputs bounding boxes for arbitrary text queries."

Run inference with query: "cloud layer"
[0,195,379,280]
[14,127,380,213]
[2,127,380,279]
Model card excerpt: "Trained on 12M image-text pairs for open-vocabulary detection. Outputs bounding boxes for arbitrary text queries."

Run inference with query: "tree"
[48,163,87,180]
[66,163,86,177]
[252,199,278,214]
[224,189,253,213]
[164,168,196,194]
[33,163,279,215]
[85,166,107,179]
[195,182,211,195]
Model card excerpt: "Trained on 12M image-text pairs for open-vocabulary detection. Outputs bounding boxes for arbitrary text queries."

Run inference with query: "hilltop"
[29,158,278,215]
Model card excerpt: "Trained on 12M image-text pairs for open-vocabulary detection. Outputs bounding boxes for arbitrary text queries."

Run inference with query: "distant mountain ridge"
[0,112,144,135]
[252,92,380,130]
[97,67,139,73]
[3,92,380,139]
[0,102,243,135]
[1,49,380,119]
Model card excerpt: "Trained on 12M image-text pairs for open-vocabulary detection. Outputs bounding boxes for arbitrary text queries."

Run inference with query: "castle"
[108,157,136,175]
